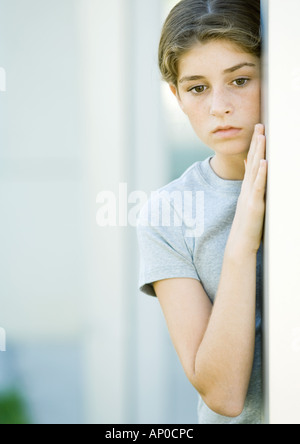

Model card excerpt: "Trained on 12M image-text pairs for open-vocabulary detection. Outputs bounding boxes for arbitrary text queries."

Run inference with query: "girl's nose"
[209,89,233,117]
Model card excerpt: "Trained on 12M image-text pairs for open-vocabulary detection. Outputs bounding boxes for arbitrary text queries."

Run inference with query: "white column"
[0,66,6,91]
[0,328,6,352]
[262,0,300,425]
[77,0,130,424]
[131,0,173,423]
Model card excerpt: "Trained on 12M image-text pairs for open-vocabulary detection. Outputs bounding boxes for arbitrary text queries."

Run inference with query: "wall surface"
[262,0,300,425]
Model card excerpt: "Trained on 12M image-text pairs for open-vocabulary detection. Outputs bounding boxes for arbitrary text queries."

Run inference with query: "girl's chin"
[209,141,250,157]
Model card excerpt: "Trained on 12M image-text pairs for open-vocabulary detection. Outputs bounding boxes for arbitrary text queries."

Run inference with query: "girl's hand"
[231,124,268,254]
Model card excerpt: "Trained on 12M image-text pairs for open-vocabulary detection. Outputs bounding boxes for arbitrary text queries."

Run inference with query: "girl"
[137,0,267,425]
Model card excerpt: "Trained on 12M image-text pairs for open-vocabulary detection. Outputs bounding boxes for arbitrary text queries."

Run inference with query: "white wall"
[262,0,300,425]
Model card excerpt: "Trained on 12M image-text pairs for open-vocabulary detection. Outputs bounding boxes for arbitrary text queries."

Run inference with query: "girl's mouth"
[213,127,242,138]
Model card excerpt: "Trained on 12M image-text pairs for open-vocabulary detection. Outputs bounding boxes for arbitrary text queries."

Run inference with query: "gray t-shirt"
[137,156,262,425]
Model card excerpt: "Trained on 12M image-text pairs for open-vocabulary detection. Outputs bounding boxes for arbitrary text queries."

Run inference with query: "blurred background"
[0,0,211,424]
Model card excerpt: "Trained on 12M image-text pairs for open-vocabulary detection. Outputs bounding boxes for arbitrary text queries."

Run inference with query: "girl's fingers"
[245,134,266,186]
[247,124,265,167]
[254,159,268,195]
[253,134,266,167]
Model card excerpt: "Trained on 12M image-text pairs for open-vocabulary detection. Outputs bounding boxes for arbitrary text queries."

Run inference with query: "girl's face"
[171,40,261,158]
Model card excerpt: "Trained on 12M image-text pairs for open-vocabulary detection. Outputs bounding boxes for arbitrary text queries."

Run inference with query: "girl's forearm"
[192,236,257,417]
[190,127,266,417]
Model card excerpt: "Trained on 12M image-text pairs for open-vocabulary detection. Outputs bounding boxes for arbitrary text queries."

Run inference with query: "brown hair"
[159,0,261,86]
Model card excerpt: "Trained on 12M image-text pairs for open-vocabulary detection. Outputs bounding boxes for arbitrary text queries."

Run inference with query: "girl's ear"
[169,84,186,113]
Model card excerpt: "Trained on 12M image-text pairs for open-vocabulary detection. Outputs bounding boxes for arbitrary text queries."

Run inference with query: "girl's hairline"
[161,37,261,87]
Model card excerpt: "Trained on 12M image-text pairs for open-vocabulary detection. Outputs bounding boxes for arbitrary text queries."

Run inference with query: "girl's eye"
[189,85,207,94]
[233,78,249,87]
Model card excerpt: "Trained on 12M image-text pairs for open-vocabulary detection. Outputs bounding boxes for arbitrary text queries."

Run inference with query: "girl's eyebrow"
[179,62,256,84]
[223,62,256,73]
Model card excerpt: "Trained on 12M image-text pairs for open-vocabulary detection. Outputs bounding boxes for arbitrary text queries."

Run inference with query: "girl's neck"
[210,154,246,181]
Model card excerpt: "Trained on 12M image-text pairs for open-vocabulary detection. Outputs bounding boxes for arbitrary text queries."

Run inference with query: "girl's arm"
[154,124,267,418]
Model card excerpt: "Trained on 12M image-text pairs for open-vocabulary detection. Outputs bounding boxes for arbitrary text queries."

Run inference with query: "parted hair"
[159,0,261,86]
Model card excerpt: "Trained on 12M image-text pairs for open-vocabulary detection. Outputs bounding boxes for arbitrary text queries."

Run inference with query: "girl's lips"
[213,127,242,138]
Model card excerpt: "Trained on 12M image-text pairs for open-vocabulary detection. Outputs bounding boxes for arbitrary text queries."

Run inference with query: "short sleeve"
[136,193,200,297]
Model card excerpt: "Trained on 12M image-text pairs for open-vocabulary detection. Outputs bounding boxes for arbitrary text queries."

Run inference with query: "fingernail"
[256,123,265,133]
